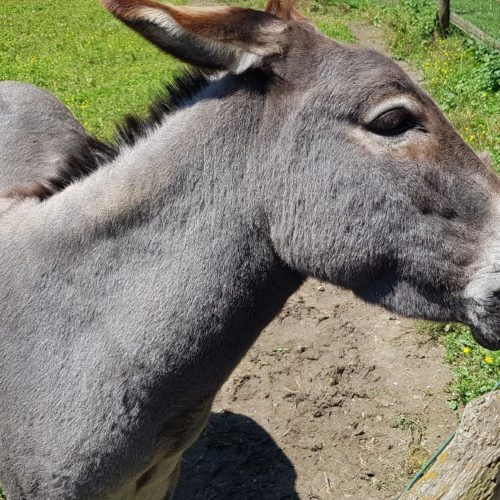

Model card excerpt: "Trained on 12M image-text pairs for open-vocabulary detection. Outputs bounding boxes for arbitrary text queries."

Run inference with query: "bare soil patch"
[176,281,457,499]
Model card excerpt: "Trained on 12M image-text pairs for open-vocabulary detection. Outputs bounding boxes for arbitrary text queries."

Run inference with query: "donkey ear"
[265,0,304,21]
[102,0,289,73]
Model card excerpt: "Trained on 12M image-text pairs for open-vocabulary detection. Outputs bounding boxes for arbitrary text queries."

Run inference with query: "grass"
[420,322,500,408]
[392,414,431,477]
[0,0,187,139]
[452,0,500,40]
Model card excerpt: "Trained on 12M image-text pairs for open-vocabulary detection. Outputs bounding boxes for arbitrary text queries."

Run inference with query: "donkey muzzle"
[466,270,500,351]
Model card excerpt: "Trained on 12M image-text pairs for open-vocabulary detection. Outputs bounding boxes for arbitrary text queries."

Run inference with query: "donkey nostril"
[419,206,457,219]
[442,208,458,220]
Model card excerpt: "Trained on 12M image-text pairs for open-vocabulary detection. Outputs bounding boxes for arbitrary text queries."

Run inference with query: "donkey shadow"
[174,411,299,500]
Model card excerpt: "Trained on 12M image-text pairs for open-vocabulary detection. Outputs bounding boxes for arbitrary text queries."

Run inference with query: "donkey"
[0,81,116,213]
[1,0,499,498]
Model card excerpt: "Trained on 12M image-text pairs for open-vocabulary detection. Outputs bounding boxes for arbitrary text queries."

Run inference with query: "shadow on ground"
[174,411,298,500]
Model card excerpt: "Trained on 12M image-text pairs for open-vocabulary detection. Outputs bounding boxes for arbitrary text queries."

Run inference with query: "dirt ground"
[174,24,457,500]
[175,281,458,500]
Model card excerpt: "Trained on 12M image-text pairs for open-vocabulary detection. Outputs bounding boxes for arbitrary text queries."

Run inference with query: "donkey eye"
[369,108,416,136]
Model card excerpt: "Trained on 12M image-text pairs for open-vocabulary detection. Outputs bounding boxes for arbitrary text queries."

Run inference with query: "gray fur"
[1,5,499,500]
[0,81,89,190]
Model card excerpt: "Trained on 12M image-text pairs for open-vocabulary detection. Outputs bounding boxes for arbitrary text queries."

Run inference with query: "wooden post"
[400,390,500,499]
[436,0,450,36]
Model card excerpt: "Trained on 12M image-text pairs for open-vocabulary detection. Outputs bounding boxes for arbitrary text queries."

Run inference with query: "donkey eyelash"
[364,96,420,123]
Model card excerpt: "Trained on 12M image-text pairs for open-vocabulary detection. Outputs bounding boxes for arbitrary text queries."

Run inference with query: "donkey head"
[102,0,499,349]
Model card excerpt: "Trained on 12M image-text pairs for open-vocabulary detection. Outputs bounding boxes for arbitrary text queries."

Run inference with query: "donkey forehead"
[294,36,429,116]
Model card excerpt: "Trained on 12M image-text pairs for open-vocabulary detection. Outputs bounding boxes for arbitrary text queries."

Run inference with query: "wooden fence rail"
[450,12,500,51]
[436,0,500,50]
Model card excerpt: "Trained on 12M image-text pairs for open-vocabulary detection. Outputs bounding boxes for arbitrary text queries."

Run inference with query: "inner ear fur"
[102,0,300,72]
[265,0,304,21]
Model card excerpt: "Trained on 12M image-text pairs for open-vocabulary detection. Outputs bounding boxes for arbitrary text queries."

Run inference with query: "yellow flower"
[484,356,493,364]
[463,347,471,354]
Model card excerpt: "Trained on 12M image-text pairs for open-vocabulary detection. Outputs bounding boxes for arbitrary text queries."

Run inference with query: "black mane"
[114,70,209,148]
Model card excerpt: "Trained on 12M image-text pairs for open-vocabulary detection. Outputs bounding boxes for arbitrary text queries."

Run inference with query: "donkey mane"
[3,136,118,201]
[3,71,210,202]
[115,70,209,148]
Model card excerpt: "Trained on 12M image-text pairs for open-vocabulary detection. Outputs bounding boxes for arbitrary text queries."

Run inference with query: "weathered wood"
[401,390,500,500]
[436,0,450,36]
[450,12,500,51]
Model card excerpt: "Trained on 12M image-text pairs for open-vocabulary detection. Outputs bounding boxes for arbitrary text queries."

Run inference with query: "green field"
[0,0,187,138]
[452,0,500,40]
[0,0,499,497]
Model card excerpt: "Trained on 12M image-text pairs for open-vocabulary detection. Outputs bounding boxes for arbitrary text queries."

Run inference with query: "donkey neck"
[3,74,302,399]
[36,74,269,227]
